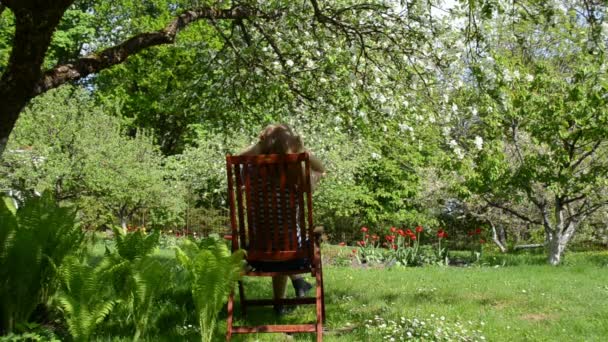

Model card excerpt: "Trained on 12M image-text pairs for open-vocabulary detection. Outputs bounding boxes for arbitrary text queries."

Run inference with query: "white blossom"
[371,152,381,160]
[525,74,534,82]
[286,59,294,67]
[474,136,483,150]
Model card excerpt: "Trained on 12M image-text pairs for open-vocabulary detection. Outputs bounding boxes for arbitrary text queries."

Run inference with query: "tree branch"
[485,197,542,225]
[34,5,266,95]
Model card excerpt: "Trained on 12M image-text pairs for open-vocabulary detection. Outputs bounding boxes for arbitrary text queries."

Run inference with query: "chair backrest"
[226,153,314,263]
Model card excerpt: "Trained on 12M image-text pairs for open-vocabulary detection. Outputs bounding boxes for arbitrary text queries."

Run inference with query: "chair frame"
[225,153,325,342]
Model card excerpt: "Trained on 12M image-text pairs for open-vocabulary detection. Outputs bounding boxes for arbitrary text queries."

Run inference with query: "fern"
[96,227,167,341]
[55,256,117,342]
[0,192,83,334]
[111,226,160,261]
[175,236,245,342]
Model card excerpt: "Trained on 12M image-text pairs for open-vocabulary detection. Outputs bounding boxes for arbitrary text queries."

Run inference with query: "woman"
[239,124,325,314]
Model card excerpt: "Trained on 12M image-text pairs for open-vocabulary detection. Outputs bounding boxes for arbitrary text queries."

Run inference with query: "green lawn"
[221,249,608,341]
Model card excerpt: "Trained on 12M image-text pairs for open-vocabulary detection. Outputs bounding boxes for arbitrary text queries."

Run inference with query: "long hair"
[257,124,304,155]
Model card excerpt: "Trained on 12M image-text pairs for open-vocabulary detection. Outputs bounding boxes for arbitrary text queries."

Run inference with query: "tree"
[0,0,444,156]
[1,86,183,231]
[451,0,608,264]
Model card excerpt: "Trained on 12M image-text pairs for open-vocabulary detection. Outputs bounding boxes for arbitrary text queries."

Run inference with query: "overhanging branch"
[34,5,267,95]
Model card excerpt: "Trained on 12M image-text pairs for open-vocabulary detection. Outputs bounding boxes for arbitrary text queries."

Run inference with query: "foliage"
[443,1,608,264]
[0,191,83,334]
[55,256,117,342]
[175,236,244,342]
[0,86,185,230]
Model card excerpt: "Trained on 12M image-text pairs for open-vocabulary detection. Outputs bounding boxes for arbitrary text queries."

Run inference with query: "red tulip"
[405,229,413,236]
[339,242,346,246]
[390,227,397,233]
[475,228,482,235]
[416,226,424,233]
[361,227,369,232]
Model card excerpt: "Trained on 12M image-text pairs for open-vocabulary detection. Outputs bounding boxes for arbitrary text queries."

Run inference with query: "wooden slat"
[231,324,317,333]
[227,153,307,165]
[234,164,247,250]
[289,163,299,250]
[243,165,254,250]
[297,165,307,247]
[244,269,310,277]
[259,164,271,252]
[279,160,290,251]
[270,163,279,251]
[305,158,315,261]
[244,297,316,306]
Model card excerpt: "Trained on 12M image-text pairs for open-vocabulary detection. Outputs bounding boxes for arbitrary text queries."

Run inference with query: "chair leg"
[226,290,235,341]
[238,280,247,317]
[320,266,326,323]
[315,270,323,342]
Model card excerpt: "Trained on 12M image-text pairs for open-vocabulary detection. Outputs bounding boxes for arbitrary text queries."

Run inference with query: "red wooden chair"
[225,152,325,342]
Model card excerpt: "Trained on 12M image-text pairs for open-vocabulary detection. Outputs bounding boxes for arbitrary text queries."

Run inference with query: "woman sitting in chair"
[239,123,325,315]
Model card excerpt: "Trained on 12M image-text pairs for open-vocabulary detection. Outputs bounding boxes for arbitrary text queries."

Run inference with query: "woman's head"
[258,124,304,154]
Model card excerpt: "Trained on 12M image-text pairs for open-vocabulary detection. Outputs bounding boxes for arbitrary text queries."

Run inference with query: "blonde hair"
[257,124,304,154]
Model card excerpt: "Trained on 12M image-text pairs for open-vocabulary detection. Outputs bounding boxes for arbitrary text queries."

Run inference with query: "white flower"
[286,59,294,67]
[399,123,413,132]
[371,152,381,160]
[451,103,458,112]
[448,139,458,148]
[377,94,387,104]
[513,70,520,80]
[474,136,483,150]
[525,74,534,82]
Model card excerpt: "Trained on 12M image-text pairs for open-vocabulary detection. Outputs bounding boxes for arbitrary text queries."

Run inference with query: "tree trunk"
[545,210,576,266]
[120,215,128,234]
[490,222,508,253]
[547,231,568,265]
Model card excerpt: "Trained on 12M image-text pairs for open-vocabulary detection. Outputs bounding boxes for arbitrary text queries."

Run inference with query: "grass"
[82,236,608,341]
[219,247,608,341]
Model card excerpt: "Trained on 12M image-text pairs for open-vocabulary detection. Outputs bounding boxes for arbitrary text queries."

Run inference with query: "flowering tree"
[0,0,452,156]
[448,0,608,264]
